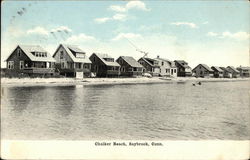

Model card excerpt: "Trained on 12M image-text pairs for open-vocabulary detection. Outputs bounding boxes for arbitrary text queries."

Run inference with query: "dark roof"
[211,66,223,72]
[67,46,85,53]
[237,66,250,70]
[227,66,240,73]
[95,53,113,59]
[94,53,120,67]
[200,64,214,72]
[174,60,190,69]
[7,45,55,62]
[219,67,230,72]
[140,57,160,68]
[119,56,143,68]
[193,64,213,72]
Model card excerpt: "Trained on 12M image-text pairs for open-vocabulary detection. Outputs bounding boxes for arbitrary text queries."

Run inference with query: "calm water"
[1,80,250,140]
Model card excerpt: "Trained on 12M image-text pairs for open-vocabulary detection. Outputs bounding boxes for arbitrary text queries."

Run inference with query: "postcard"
[1,0,249,159]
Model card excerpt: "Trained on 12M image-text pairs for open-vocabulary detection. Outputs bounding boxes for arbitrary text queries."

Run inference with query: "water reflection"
[1,81,250,140]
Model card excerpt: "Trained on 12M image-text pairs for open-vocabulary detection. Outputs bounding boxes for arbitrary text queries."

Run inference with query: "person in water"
[198,82,202,85]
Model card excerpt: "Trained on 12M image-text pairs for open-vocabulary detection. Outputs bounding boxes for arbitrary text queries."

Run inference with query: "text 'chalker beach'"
[95,142,163,147]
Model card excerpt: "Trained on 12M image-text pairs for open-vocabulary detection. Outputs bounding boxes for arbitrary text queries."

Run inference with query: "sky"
[1,0,249,68]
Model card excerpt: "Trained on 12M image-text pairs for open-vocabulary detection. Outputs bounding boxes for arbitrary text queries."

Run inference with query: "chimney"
[157,55,159,58]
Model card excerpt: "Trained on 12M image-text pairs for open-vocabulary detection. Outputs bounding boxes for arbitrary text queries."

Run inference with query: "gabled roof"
[200,64,214,72]
[94,53,120,67]
[193,64,213,72]
[219,67,230,72]
[174,60,191,69]
[140,57,160,68]
[67,46,85,53]
[227,66,240,73]
[54,44,91,63]
[6,45,55,62]
[211,66,223,72]
[237,66,250,70]
[154,57,176,68]
[119,56,143,68]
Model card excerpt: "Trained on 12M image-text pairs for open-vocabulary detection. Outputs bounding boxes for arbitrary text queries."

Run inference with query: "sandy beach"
[1,77,250,86]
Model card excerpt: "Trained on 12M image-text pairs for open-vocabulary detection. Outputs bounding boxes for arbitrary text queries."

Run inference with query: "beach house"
[211,66,223,78]
[5,45,56,77]
[154,56,177,77]
[89,53,120,77]
[174,60,192,77]
[53,44,92,78]
[236,66,250,77]
[192,64,214,78]
[227,66,240,78]
[219,67,232,78]
[116,56,143,77]
[138,57,160,76]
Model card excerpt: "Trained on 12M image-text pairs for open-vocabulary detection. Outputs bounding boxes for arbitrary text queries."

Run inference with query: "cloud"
[112,14,127,21]
[109,5,127,12]
[109,1,150,12]
[27,26,49,36]
[202,21,209,25]
[94,17,111,23]
[126,1,150,11]
[207,32,218,37]
[64,33,96,44]
[221,31,249,40]
[207,31,250,40]
[94,14,127,23]
[112,33,141,41]
[170,22,198,28]
[27,26,73,36]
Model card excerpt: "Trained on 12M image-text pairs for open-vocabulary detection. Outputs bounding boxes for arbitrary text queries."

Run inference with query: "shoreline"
[1,77,250,86]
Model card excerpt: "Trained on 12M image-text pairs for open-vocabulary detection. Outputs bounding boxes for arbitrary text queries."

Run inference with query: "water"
[1,81,250,140]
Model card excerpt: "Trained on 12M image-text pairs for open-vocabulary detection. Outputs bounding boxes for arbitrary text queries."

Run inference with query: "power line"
[124,37,149,58]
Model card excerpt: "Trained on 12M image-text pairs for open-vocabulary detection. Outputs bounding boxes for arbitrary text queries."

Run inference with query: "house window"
[93,57,96,62]
[162,62,164,66]
[121,67,125,72]
[17,49,21,57]
[20,61,24,69]
[61,62,65,69]
[84,64,88,69]
[78,63,82,69]
[119,59,123,64]
[174,69,176,73]
[60,51,64,59]
[76,53,85,58]
[8,61,14,69]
